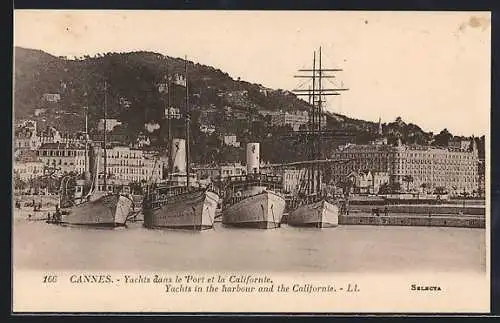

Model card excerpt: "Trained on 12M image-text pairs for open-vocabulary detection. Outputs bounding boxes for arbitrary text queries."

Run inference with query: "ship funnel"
[246,143,260,174]
[88,145,100,179]
[171,138,187,174]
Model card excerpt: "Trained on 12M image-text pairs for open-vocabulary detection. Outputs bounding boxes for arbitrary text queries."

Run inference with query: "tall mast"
[185,56,190,188]
[166,63,172,173]
[84,106,88,175]
[310,51,316,194]
[307,85,312,194]
[316,46,323,194]
[293,48,350,195]
[103,80,108,191]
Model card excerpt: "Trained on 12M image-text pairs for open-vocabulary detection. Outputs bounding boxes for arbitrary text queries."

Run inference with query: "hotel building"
[193,162,247,182]
[97,146,163,184]
[36,143,89,175]
[329,140,479,195]
[271,110,327,131]
[36,143,163,184]
[13,150,45,181]
[330,143,393,185]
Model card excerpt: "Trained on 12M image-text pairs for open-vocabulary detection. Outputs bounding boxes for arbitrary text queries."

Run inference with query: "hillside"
[14,47,309,130]
[13,47,485,162]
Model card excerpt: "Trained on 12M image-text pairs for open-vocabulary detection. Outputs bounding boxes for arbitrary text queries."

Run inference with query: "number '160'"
[43,275,58,283]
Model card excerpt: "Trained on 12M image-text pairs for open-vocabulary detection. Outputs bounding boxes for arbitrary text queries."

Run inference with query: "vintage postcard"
[12,10,490,313]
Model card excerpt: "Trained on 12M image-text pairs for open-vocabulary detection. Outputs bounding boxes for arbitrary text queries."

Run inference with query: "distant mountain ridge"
[13,47,484,162]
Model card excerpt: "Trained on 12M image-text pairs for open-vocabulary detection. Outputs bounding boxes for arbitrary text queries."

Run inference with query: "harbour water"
[13,211,486,273]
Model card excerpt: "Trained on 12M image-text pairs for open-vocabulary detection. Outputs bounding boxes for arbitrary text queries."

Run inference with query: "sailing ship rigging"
[286,46,349,227]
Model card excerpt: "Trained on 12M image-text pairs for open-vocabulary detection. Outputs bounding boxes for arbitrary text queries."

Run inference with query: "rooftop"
[39,142,86,150]
[337,142,475,153]
[15,150,41,163]
[15,128,35,138]
[338,143,394,152]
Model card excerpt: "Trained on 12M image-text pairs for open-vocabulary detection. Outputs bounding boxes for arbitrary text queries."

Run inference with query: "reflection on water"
[13,214,486,273]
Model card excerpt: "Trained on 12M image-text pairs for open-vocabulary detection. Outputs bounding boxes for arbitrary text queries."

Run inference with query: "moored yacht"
[142,139,219,230]
[142,57,220,231]
[51,88,134,228]
[222,143,286,229]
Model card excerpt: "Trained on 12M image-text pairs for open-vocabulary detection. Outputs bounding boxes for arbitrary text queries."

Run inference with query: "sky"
[13,10,491,136]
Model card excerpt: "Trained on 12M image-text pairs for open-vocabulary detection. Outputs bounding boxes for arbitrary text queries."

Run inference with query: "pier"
[338,213,485,228]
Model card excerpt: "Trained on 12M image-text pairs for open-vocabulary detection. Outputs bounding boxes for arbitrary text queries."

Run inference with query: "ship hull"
[143,190,219,231]
[288,200,339,228]
[57,194,134,227]
[222,191,286,229]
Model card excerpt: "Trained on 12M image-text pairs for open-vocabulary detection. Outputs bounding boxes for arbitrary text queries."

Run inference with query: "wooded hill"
[14,47,485,163]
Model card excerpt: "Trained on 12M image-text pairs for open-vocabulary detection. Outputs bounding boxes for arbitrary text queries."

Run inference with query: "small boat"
[222,143,286,229]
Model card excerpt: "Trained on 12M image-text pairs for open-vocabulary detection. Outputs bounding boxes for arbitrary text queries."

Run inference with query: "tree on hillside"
[406,131,426,145]
[355,130,373,144]
[433,128,453,147]
[475,135,486,158]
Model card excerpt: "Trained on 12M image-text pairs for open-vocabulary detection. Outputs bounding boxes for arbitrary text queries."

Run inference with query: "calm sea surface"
[13,212,486,273]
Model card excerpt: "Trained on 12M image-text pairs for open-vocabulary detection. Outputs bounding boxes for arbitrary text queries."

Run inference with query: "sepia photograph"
[12,10,490,313]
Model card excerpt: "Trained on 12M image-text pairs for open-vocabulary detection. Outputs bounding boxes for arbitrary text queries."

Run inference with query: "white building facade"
[98,146,163,183]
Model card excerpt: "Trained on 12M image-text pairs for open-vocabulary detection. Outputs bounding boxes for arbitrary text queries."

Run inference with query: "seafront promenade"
[338,213,485,228]
[342,199,486,228]
[13,194,59,210]
[348,203,485,216]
